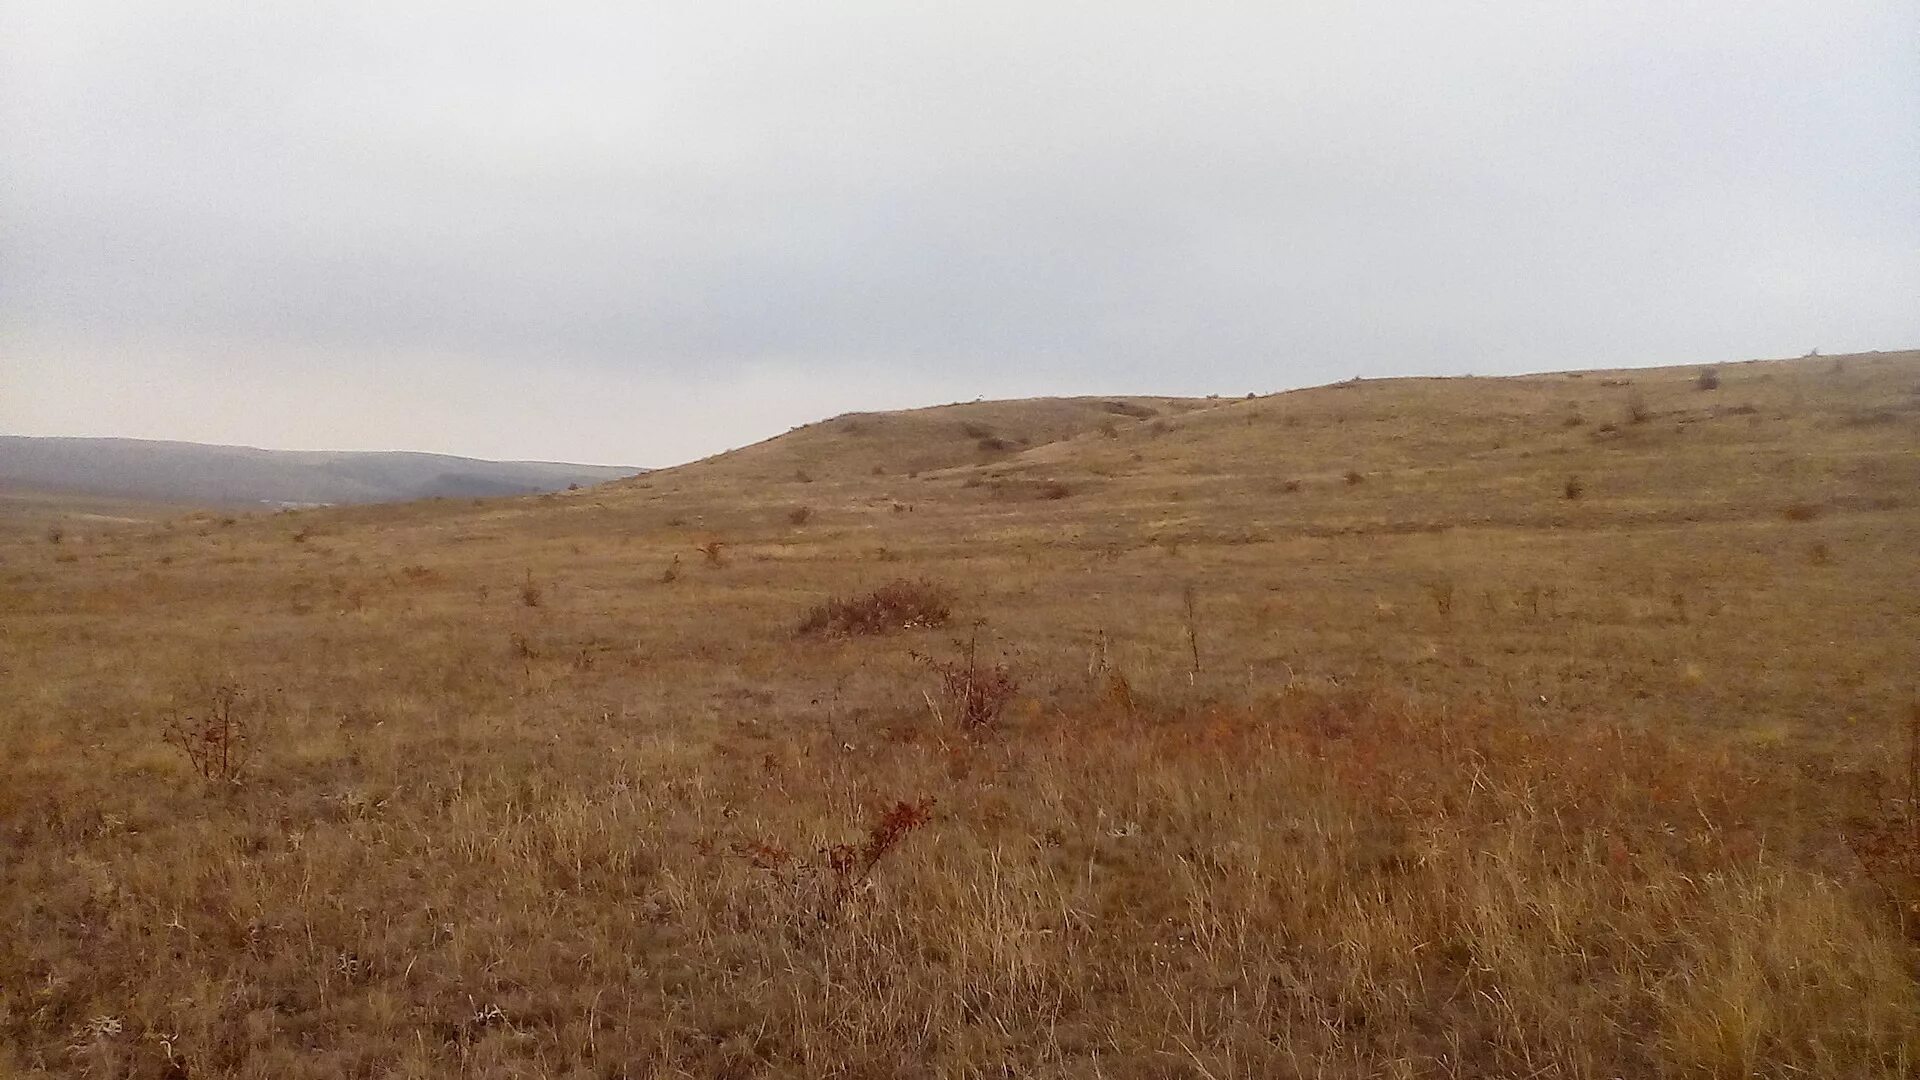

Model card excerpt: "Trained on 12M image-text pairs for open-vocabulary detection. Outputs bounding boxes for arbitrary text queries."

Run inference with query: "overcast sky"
[4,3,1917,466]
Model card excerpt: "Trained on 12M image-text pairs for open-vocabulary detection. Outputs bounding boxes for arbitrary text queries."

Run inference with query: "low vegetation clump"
[915,633,1019,728]
[158,684,257,785]
[1628,390,1652,424]
[1783,502,1823,522]
[796,578,953,637]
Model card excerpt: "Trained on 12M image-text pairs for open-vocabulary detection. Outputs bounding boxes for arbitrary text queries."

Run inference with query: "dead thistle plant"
[1182,582,1202,679]
[160,685,256,785]
[915,624,1017,729]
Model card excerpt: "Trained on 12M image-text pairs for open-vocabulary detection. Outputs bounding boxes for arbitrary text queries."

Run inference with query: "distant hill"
[0,436,639,506]
[674,395,1212,483]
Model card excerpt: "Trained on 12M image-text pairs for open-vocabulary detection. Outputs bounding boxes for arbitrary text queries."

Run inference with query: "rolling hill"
[4,349,1918,1077]
[0,435,638,506]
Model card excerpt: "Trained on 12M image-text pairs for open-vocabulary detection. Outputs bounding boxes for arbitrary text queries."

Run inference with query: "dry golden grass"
[2,350,1918,1077]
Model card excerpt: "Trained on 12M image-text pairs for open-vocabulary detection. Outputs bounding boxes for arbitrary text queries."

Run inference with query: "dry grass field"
[3,350,1918,1078]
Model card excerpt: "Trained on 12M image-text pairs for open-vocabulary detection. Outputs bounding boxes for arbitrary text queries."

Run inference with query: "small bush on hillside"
[916,632,1018,729]
[977,436,1012,453]
[1564,476,1585,500]
[519,571,544,608]
[787,506,813,526]
[797,578,953,638]
[1783,503,1822,522]
[1039,481,1072,500]
[1696,367,1721,390]
[1344,470,1365,486]
[45,527,63,545]
[959,422,994,440]
[160,685,256,785]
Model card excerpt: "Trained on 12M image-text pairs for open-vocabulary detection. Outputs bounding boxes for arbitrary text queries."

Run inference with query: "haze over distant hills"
[0,436,639,506]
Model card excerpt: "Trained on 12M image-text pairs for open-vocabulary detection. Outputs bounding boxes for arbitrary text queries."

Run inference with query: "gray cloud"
[5,2,1917,464]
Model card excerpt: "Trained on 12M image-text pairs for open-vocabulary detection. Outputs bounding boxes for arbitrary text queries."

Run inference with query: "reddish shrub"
[916,634,1018,728]
[826,797,937,903]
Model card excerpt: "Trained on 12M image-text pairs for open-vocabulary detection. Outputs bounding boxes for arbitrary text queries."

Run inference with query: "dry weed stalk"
[1181,583,1202,678]
[915,625,1017,729]
[159,685,254,784]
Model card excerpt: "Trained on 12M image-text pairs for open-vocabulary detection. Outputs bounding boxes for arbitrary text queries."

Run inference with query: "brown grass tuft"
[1783,502,1823,522]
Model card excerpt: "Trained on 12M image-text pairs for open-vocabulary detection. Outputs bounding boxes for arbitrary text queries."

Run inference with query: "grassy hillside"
[686,395,1207,482]
[3,350,1917,1077]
